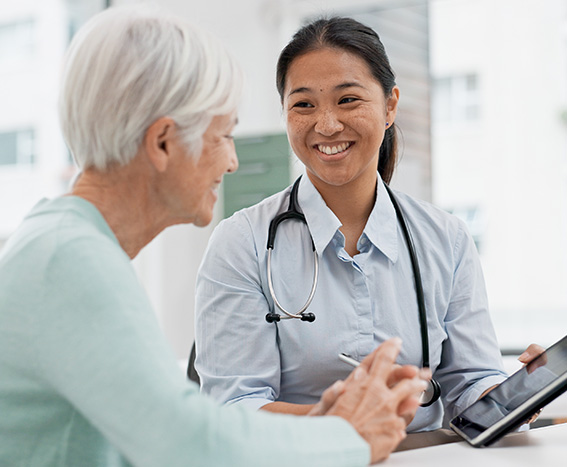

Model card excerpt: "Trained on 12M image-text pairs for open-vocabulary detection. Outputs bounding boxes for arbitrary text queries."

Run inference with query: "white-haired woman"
[0,6,427,466]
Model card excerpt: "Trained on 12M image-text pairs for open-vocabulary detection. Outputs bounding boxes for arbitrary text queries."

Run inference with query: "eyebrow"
[288,82,365,97]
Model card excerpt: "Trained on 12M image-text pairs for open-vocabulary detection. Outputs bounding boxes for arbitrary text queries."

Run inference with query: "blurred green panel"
[223,133,291,218]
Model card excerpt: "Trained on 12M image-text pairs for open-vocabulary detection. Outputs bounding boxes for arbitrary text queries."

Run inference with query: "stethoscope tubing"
[264,176,440,406]
[266,246,319,320]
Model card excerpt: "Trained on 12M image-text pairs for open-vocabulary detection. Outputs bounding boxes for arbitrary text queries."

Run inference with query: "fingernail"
[392,337,402,347]
[518,352,529,361]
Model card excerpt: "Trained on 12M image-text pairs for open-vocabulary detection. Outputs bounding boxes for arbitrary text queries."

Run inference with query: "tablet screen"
[450,334,567,447]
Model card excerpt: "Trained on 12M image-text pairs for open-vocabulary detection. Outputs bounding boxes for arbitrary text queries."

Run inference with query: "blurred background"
[1,0,567,366]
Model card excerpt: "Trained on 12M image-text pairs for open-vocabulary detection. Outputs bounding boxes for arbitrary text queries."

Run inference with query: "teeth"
[317,142,351,155]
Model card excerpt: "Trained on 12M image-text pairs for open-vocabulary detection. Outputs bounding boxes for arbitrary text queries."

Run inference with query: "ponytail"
[378,124,397,184]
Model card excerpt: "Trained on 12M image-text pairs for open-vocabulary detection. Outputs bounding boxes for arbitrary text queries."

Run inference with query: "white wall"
[430,0,567,348]
[0,0,69,238]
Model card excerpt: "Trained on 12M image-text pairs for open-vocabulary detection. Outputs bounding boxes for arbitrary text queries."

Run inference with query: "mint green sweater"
[0,196,369,466]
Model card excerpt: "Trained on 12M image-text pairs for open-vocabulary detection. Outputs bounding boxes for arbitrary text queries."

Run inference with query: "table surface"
[382,423,567,466]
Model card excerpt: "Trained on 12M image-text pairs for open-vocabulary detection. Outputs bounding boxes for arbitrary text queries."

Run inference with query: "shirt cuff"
[455,374,507,415]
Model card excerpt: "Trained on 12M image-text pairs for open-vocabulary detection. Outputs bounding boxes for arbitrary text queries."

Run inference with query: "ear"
[385,86,400,125]
[144,117,177,173]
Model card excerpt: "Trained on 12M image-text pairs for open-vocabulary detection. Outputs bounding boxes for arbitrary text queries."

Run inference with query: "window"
[431,0,567,351]
[448,206,484,252]
[432,74,480,124]
[0,129,35,166]
[0,20,35,69]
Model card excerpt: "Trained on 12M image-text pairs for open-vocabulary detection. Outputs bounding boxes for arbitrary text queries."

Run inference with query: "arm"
[434,221,507,419]
[195,214,284,410]
[261,402,314,415]
[36,237,370,467]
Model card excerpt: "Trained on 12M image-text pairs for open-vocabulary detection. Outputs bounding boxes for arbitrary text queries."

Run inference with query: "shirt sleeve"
[195,213,283,410]
[434,220,507,421]
[35,234,369,467]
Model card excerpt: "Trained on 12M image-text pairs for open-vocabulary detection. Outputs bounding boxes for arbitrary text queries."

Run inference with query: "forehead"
[206,111,237,132]
[285,47,379,92]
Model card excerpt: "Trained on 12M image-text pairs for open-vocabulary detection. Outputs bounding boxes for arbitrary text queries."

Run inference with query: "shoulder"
[390,189,470,252]
[6,197,131,290]
[210,187,291,247]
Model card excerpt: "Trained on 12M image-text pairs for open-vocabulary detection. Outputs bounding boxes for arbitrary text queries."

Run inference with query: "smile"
[316,142,353,155]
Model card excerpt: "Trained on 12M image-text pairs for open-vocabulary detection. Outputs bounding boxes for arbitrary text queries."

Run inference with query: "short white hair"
[59,5,243,170]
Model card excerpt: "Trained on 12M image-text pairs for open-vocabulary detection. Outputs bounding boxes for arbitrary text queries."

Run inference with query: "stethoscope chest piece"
[419,378,441,407]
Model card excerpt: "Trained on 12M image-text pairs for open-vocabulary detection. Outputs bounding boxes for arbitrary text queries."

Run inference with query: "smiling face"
[283,47,399,192]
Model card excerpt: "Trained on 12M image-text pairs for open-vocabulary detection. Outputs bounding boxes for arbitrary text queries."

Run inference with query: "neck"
[69,159,176,259]
[308,171,377,256]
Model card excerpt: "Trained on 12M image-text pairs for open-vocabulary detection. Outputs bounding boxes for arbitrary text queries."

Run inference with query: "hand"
[309,365,431,423]
[518,343,546,374]
[518,343,546,425]
[318,338,428,464]
[308,380,346,416]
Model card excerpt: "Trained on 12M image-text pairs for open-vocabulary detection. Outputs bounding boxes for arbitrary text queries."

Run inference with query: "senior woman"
[0,6,429,467]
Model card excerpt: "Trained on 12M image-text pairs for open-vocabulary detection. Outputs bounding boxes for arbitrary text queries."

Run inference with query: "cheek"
[352,112,384,143]
[286,115,311,142]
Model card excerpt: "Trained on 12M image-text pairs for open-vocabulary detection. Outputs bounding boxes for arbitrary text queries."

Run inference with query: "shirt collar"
[297,175,342,254]
[297,173,399,262]
[365,176,399,263]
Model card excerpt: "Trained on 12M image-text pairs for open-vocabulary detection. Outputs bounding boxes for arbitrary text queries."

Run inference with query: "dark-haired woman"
[195,17,508,432]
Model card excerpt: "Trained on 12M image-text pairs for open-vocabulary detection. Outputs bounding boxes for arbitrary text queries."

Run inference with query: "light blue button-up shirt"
[195,173,506,432]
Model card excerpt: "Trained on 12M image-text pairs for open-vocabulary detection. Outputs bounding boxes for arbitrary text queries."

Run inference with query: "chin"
[193,216,213,228]
[309,169,356,188]
[193,208,214,227]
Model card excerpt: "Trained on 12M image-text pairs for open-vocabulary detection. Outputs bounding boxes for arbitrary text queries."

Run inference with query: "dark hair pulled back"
[276,17,398,183]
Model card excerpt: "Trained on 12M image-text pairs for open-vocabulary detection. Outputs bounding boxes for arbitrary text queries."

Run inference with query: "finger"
[390,376,429,406]
[356,348,378,372]
[367,337,403,380]
[313,380,345,416]
[328,369,369,417]
[397,395,421,422]
[418,367,432,381]
[518,344,545,363]
[387,365,419,387]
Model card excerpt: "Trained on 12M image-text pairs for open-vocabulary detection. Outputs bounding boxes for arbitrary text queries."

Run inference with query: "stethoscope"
[264,176,441,407]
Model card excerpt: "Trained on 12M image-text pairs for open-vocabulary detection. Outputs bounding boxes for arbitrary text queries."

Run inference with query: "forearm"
[260,401,315,415]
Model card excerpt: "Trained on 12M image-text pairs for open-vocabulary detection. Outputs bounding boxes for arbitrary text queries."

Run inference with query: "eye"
[292,101,314,109]
[339,97,359,104]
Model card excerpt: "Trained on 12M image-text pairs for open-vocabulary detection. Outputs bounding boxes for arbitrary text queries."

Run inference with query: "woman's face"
[165,112,238,227]
[283,47,399,191]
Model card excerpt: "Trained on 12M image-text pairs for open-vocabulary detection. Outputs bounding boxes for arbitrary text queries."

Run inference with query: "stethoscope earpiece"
[265,313,281,323]
[265,312,315,323]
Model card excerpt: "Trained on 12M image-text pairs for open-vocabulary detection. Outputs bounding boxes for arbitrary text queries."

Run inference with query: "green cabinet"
[223,133,291,218]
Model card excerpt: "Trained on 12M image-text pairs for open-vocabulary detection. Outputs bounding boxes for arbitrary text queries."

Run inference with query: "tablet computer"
[450,334,567,447]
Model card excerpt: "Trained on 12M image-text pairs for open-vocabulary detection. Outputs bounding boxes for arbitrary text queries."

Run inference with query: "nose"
[227,146,239,174]
[314,108,344,136]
